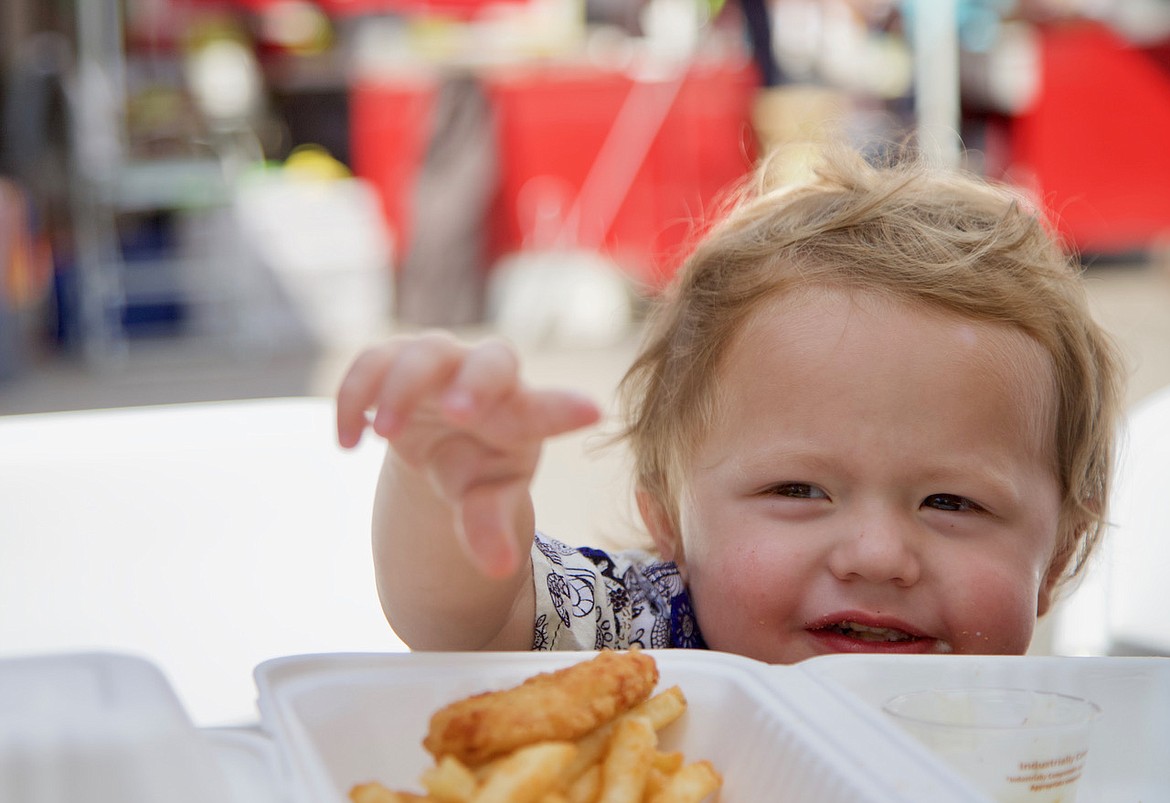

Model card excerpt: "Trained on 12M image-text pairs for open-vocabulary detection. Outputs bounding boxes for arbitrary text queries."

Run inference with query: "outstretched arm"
[336,332,601,650]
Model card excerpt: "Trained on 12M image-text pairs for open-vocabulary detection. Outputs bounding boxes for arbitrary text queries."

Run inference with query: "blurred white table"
[0,397,406,727]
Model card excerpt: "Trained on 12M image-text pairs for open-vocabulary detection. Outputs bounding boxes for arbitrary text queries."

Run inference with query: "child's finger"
[369,333,467,438]
[441,339,600,447]
[440,339,522,424]
[458,482,525,578]
[528,390,604,438]
[336,345,401,448]
[477,389,602,446]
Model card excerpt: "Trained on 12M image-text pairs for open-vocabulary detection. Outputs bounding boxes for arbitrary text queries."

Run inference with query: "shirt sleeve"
[531,532,600,650]
[530,531,703,651]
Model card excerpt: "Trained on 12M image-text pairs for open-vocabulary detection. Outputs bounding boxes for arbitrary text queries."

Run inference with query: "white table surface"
[0,396,407,727]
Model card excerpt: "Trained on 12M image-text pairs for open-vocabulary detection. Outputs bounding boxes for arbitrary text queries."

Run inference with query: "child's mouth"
[809,618,955,654]
[825,621,915,642]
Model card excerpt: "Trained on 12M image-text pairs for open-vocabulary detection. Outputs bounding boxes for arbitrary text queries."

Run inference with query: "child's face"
[651,287,1063,662]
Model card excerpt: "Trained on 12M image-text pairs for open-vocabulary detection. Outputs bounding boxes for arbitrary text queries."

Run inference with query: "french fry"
[644,767,670,801]
[632,686,687,731]
[564,762,602,803]
[597,717,656,803]
[349,782,394,803]
[652,750,684,774]
[564,686,687,781]
[421,756,478,803]
[472,742,577,803]
[642,751,684,801]
[646,760,722,803]
[350,782,433,802]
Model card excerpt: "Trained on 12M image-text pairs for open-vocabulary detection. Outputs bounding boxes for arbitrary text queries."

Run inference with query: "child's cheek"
[949,569,1039,655]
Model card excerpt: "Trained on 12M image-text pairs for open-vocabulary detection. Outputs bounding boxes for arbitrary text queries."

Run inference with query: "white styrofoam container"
[204,727,289,803]
[254,650,984,803]
[795,654,1170,803]
[0,652,235,803]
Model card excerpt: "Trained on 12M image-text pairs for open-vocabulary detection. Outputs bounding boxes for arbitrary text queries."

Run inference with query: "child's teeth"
[835,622,912,642]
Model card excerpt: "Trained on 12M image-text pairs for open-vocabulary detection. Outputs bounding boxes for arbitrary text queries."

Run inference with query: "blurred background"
[3,0,1170,399]
[2,0,1170,719]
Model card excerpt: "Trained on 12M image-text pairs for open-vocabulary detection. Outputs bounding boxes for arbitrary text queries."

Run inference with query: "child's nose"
[827,508,922,587]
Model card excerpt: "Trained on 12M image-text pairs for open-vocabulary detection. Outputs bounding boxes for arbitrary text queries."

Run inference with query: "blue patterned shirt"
[530,531,707,651]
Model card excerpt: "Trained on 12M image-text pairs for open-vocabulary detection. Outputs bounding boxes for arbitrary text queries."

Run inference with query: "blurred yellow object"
[752,85,851,187]
[284,145,351,181]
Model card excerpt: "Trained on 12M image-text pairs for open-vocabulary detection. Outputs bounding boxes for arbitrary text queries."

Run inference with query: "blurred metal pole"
[75,0,128,172]
[75,0,125,105]
[72,0,130,364]
[912,0,961,168]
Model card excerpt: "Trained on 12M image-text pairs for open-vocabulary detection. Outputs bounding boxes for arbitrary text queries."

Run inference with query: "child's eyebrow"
[710,446,846,481]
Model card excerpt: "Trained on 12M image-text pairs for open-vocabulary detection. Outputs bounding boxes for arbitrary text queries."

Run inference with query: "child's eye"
[769,483,828,500]
[922,493,984,513]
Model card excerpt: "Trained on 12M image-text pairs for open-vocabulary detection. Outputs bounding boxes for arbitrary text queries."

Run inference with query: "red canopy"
[193,0,526,20]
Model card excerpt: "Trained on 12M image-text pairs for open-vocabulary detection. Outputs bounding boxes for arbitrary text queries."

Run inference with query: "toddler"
[335,147,1124,662]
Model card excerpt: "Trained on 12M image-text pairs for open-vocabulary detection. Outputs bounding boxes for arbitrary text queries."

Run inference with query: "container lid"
[204,727,289,803]
[0,652,234,803]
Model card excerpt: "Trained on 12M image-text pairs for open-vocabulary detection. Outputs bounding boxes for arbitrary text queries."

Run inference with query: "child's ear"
[636,488,684,569]
[1037,538,1076,617]
[1036,566,1061,617]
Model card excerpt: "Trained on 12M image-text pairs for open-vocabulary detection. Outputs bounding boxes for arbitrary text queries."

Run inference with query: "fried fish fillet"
[423,650,659,767]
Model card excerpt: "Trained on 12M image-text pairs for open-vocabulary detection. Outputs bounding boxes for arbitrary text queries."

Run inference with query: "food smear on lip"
[350,650,723,803]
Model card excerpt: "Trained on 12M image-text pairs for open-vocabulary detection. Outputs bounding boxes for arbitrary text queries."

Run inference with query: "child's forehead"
[716,286,1059,431]
[732,286,1020,347]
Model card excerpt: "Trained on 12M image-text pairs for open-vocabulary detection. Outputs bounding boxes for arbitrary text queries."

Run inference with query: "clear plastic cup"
[882,687,1100,803]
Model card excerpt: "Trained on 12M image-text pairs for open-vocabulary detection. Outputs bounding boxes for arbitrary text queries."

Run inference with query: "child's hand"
[335,332,601,577]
